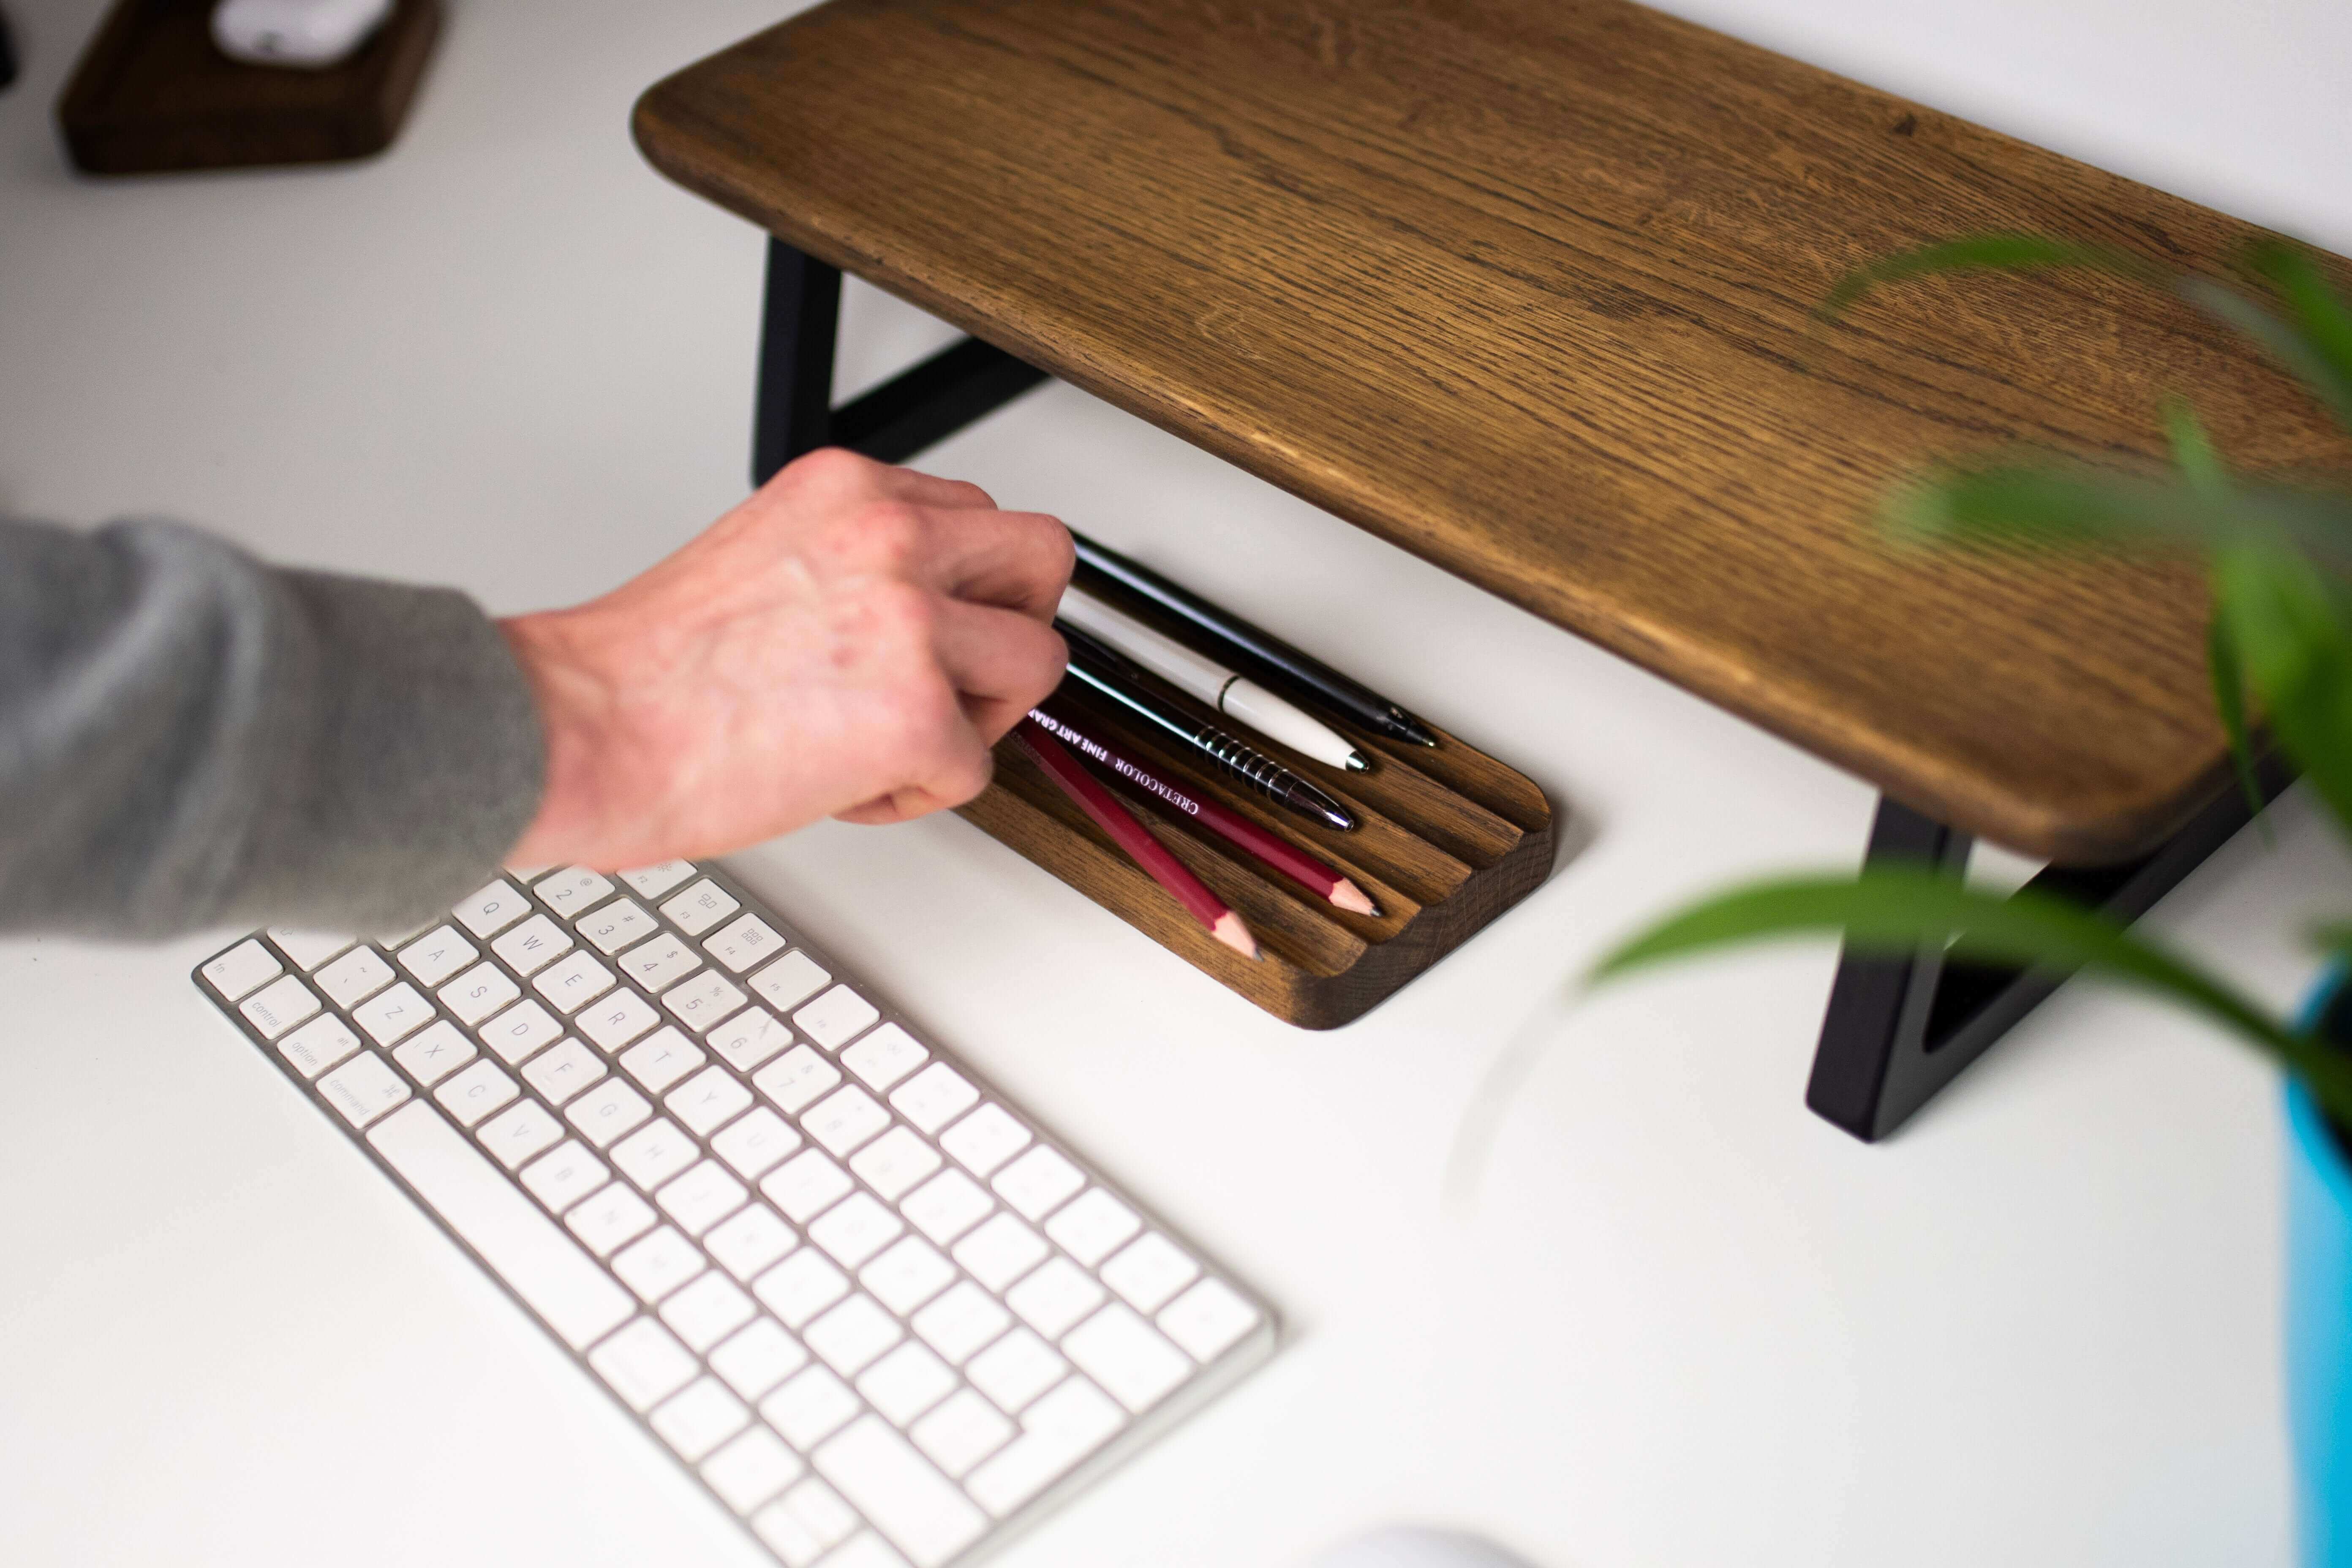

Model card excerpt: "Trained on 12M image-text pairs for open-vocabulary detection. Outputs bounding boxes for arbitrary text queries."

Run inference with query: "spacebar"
[369,1101,634,1350]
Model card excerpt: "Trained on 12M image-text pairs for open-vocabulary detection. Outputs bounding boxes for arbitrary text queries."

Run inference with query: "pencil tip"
[1331,879,1380,917]
[1212,911,1260,960]
[1391,713,1440,747]
[1344,750,1374,773]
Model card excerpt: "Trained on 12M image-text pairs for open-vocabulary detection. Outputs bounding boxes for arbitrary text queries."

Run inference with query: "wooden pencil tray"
[956,685,1554,1029]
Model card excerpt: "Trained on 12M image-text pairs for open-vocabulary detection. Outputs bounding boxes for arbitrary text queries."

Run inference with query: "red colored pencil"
[1028,704,1380,916]
[1014,719,1259,960]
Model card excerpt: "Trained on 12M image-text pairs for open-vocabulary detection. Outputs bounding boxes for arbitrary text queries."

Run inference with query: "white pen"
[1055,585,1373,772]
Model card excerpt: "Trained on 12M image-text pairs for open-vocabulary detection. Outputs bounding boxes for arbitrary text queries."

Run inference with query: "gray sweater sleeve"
[0,518,546,938]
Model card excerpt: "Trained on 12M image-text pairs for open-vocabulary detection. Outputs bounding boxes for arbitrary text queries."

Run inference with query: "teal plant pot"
[2289,972,2352,1565]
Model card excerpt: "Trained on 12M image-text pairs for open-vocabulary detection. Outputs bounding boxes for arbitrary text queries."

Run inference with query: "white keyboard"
[194,860,1273,1568]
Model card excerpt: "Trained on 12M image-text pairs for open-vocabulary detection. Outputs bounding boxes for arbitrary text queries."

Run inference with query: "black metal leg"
[1808,753,2297,1142]
[751,237,1051,487]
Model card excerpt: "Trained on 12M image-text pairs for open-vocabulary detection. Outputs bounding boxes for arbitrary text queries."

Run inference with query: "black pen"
[1054,624,1358,832]
[1068,530,1440,748]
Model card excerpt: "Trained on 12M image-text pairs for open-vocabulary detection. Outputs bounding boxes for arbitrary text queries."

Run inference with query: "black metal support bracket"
[1808,753,2297,1142]
[752,237,1051,486]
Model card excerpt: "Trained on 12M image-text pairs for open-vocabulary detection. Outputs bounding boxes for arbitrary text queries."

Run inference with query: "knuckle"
[785,446,875,490]
[851,501,928,569]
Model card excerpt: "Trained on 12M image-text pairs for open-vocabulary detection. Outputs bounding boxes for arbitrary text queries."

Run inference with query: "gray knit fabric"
[0,517,545,937]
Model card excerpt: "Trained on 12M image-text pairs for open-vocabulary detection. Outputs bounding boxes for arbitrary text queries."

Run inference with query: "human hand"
[499,448,1071,870]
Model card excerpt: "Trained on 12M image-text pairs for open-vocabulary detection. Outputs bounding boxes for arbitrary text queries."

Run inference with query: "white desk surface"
[4,1,2349,1563]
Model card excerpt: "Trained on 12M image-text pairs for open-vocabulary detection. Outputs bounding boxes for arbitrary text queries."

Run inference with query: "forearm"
[0,518,544,938]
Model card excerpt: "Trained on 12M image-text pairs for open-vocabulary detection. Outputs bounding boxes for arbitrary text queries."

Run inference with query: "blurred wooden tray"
[957,685,1554,1029]
[58,0,439,175]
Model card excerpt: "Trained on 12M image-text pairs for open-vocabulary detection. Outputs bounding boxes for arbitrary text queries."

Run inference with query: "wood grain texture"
[58,0,439,175]
[958,684,1554,1028]
[636,0,2350,861]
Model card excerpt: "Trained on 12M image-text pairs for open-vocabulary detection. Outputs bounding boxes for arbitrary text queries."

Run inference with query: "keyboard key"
[803,1086,890,1157]
[809,1192,904,1270]
[887,1062,978,1135]
[397,926,477,988]
[315,945,395,1007]
[614,1225,708,1302]
[492,913,573,976]
[240,974,320,1040]
[1006,1256,1105,1339]
[849,1127,941,1203]
[318,1053,411,1127]
[706,1203,798,1282]
[565,1078,652,1148]
[351,980,431,1046]
[479,999,564,1064]
[939,1104,1030,1178]
[618,931,702,993]
[709,1006,791,1073]
[966,1328,1066,1415]
[662,1269,756,1351]
[520,1140,609,1211]
[1100,1232,1200,1314]
[589,1316,697,1410]
[393,1020,476,1087]
[534,950,615,1014]
[909,1388,1013,1479]
[653,1376,750,1462]
[612,1117,699,1190]
[761,1365,861,1450]
[749,950,830,1013]
[953,1213,1049,1292]
[670,1066,754,1136]
[1045,1188,1141,1267]
[663,970,749,1032]
[201,939,282,1000]
[841,1024,926,1093]
[1157,1278,1262,1361]
[579,897,657,955]
[900,1169,993,1246]
[763,1149,854,1223]
[964,1375,1123,1516]
[1064,1304,1192,1412]
[451,878,529,938]
[710,1315,809,1400]
[754,1250,850,1329]
[566,1183,658,1257]
[367,1101,632,1350]
[911,1281,1013,1365]
[534,866,615,918]
[860,1236,955,1317]
[477,1100,564,1170]
[752,1492,844,1567]
[658,1160,749,1236]
[830,1531,917,1568]
[702,1423,804,1514]
[276,1013,360,1078]
[711,1106,801,1181]
[577,987,662,1052]
[267,928,353,971]
[705,912,787,973]
[859,1341,956,1426]
[806,1293,902,1376]
[621,1027,705,1093]
[793,985,879,1050]
[439,961,520,1027]
[661,878,740,936]
[992,1145,1085,1222]
[754,1045,840,1116]
[814,1413,987,1568]
[435,1059,518,1127]
[521,1038,605,1104]
[619,860,696,900]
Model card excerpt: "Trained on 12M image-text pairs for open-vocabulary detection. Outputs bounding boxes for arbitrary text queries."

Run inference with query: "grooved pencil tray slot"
[956,688,1554,1029]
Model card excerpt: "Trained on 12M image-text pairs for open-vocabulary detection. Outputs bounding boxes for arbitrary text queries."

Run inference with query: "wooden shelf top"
[635,0,2346,861]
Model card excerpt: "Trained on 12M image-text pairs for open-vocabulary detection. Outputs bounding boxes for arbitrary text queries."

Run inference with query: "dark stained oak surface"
[635,0,2350,861]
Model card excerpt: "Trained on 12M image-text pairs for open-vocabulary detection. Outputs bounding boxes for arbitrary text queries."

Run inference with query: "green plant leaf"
[2212,545,2352,849]
[2164,400,2272,828]
[2177,277,2352,434]
[1592,868,2352,1126]
[1822,234,2159,318]
[2243,239,2352,428]
[2309,920,2352,967]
